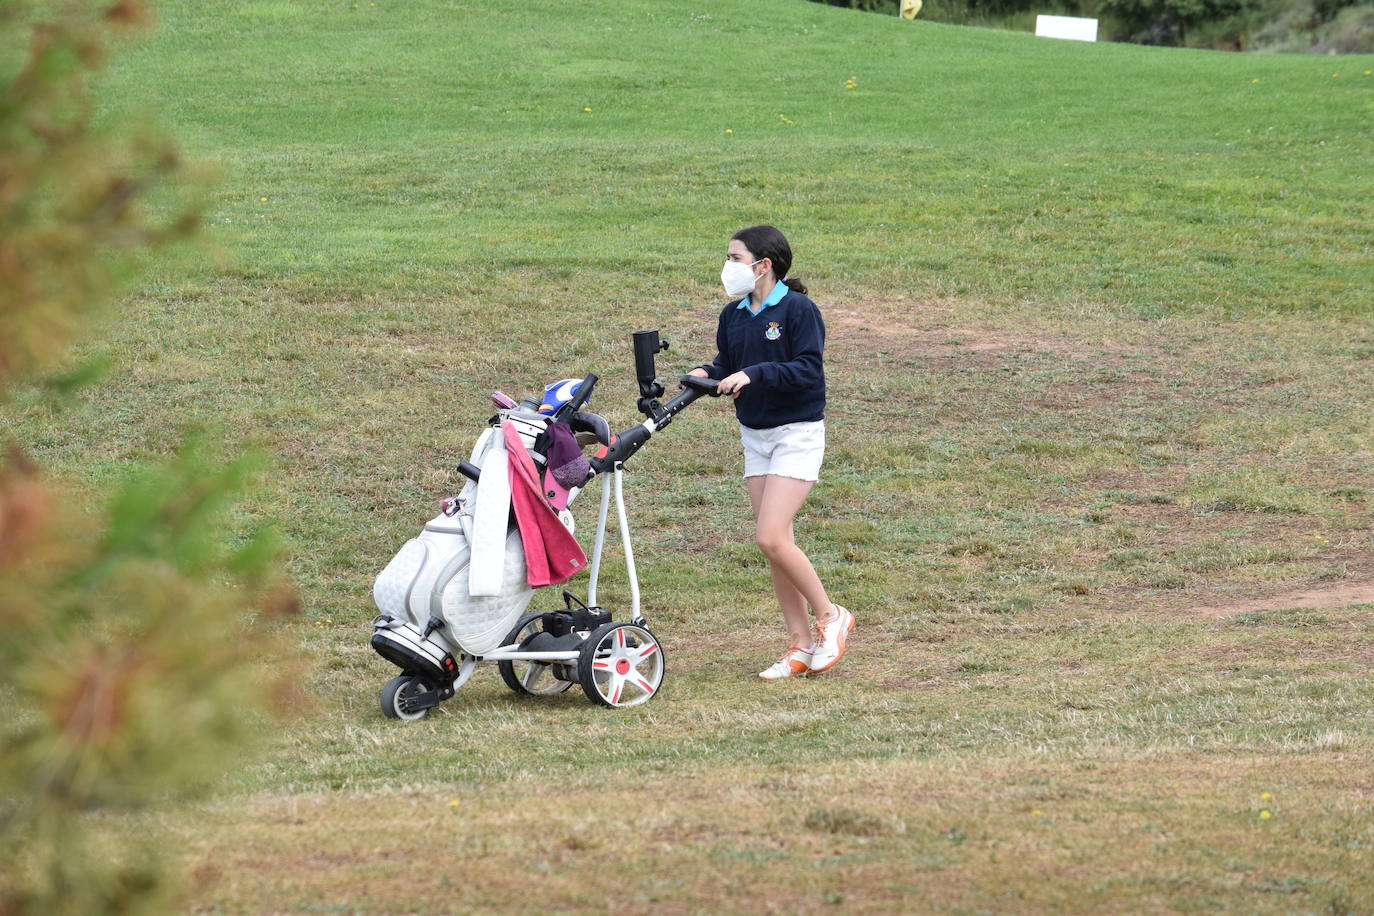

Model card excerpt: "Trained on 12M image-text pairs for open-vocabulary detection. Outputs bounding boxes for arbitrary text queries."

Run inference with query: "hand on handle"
[716,370,751,399]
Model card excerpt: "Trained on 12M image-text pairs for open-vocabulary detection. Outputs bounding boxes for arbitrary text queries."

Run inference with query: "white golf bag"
[371,412,551,669]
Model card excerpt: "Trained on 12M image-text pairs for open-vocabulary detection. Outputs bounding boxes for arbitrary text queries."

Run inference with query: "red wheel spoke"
[583,624,663,708]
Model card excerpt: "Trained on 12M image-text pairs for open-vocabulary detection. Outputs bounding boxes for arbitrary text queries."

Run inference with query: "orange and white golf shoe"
[758,645,814,681]
[807,606,854,675]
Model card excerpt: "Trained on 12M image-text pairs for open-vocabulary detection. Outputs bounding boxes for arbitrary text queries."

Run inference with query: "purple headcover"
[543,421,590,510]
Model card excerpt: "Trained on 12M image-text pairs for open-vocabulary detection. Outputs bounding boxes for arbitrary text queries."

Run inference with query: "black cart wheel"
[380,674,433,720]
[577,622,664,708]
[497,613,575,696]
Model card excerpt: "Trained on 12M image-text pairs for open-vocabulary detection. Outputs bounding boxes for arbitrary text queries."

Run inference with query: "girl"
[689,225,853,680]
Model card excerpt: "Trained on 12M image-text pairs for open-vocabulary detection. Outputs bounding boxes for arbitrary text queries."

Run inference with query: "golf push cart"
[369,330,719,718]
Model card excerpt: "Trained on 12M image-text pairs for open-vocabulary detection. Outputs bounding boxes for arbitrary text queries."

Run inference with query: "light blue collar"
[738,280,788,314]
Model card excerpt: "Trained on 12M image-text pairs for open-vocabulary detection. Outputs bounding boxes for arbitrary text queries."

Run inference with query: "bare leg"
[748,475,811,648]
[750,474,834,642]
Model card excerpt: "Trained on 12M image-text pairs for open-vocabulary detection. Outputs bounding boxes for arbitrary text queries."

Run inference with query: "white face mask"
[720,259,760,298]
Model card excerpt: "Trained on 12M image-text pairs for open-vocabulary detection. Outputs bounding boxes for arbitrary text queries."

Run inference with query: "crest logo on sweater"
[765,322,781,341]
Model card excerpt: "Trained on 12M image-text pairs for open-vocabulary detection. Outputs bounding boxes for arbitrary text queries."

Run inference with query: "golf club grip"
[568,373,597,412]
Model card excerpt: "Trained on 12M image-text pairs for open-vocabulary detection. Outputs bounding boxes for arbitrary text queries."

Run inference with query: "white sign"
[1035,15,1098,42]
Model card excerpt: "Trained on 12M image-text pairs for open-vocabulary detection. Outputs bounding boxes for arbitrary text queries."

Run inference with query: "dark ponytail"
[731,224,808,296]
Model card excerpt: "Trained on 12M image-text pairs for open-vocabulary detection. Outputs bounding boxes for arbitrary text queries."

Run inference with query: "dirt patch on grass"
[1177,580,1374,619]
[823,298,1158,363]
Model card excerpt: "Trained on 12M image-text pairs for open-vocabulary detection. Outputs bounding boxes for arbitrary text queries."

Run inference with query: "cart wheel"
[577,622,664,708]
[498,613,575,696]
[380,674,433,720]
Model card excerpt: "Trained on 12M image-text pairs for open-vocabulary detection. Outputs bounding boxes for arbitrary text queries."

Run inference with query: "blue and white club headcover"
[538,378,584,416]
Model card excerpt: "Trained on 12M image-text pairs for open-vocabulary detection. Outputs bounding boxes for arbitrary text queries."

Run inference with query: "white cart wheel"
[380,674,432,720]
[577,622,664,708]
[498,613,575,696]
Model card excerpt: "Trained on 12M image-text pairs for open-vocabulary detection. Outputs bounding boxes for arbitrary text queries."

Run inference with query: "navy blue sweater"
[698,287,826,429]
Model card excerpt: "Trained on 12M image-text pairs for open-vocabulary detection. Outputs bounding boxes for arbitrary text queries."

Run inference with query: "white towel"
[468,429,511,596]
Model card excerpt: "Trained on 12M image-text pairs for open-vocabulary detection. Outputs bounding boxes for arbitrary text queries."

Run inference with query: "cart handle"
[588,374,722,473]
[678,374,723,397]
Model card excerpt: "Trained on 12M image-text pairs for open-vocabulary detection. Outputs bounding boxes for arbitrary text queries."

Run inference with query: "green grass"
[111,0,1373,316]
[6,0,1374,910]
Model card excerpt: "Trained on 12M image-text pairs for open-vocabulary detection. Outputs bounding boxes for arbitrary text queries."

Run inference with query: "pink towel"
[502,422,587,588]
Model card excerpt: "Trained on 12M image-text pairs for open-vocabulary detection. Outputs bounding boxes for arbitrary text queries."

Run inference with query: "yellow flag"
[900,0,922,19]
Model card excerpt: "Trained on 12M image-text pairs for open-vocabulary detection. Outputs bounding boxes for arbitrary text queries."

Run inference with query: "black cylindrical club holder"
[632,329,668,401]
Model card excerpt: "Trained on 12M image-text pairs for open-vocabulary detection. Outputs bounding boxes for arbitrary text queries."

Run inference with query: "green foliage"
[0,2,297,912]
[802,0,901,12]
[1100,0,1241,43]
[809,0,1374,47]
[0,437,298,914]
[0,0,200,399]
[1251,2,1374,52]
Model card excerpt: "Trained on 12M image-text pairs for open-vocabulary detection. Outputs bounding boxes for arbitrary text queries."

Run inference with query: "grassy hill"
[8,0,1374,910]
[111,0,1372,316]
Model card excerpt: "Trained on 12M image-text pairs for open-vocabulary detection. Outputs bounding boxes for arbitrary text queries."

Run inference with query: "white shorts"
[741,420,825,482]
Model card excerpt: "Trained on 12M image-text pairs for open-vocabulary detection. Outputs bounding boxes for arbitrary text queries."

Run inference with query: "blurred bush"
[1249,2,1374,52]
[0,1,299,912]
[806,0,1374,50]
